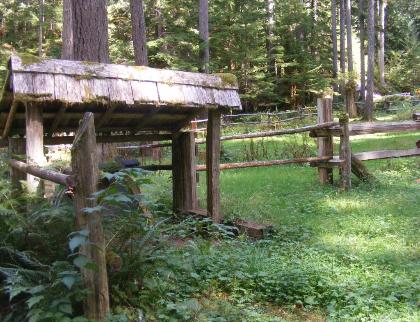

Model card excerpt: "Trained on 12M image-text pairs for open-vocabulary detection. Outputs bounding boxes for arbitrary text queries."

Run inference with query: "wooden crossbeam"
[49,105,67,135]
[131,107,161,134]
[96,104,118,130]
[1,102,17,139]
[354,148,420,161]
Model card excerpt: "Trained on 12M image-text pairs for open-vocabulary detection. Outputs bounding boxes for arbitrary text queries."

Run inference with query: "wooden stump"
[25,103,46,194]
[206,110,222,223]
[317,97,333,184]
[172,132,198,212]
[71,113,109,320]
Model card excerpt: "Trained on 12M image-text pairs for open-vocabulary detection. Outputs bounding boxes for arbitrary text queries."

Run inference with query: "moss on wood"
[212,73,238,87]
[17,53,44,66]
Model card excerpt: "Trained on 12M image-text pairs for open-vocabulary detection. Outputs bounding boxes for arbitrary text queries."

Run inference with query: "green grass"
[185,130,420,321]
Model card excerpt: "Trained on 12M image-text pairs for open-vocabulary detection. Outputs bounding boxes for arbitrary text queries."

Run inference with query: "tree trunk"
[266,0,275,75]
[346,0,353,72]
[378,0,387,86]
[62,0,74,60]
[339,0,346,96]
[130,0,148,66]
[359,0,366,100]
[365,0,375,121]
[332,0,338,95]
[199,0,209,73]
[154,0,164,39]
[38,0,44,57]
[69,0,110,63]
[345,0,357,117]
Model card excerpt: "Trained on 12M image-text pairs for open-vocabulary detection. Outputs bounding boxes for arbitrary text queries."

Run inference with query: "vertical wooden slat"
[172,132,197,212]
[71,113,109,320]
[8,138,26,191]
[25,102,46,193]
[206,110,222,223]
[339,115,351,190]
[317,97,333,184]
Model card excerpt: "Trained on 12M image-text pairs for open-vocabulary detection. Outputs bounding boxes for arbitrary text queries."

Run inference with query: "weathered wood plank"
[25,103,46,193]
[131,81,159,103]
[351,154,374,181]
[413,112,420,121]
[354,148,420,161]
[157,83,185,105]
[71,113,109,320]
[32,73,55,100]
[206,110,221,223]
[197,156,333,171]
[12,73,34,94]
[108,79,134,104]
[54,74,69,101]
[317,97,333,184]
[172,132,197,212]
[10,55,239,90]
[339,116,351,190]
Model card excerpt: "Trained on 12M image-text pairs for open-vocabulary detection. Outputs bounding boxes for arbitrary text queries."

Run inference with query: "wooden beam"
[172,132,198,212]
[71,113,109,320]
[351,153,374,181]
[49,105,67,135]
[317,97,333,184]
[206,110,222,223]
[197,156,333,171]
[413,112,420,121]
[25,103,46,193]
[354,148,420,161]
[95,104,118,130]
[9,159,71,186]
[1,101,17,139]
[131,107,161,133]
[339,116,351,190]
[312,121,420,137]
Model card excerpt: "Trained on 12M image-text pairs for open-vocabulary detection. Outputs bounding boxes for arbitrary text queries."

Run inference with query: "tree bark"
[65,0,110,63]
[62,0,74,60]
[359,0,366,100]
[130,0,148,66]
[332,0,339,95]
[339,0,346,98]
[378,0,387,86]
[199,0,209,73]
[346,0,353,72]
[365,0,375,121]
[266,0,275,75]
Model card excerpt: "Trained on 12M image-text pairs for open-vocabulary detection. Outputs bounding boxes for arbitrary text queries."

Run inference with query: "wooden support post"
[172,132,198,212]
[71,113,109,320]
[339,115,351,190]
[317,97,333,184]
[25,103,46,194]
[206,110,222,223]
[8,138,26,190]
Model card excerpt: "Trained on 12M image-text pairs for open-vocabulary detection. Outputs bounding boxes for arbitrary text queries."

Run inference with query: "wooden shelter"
[0,54,242,218]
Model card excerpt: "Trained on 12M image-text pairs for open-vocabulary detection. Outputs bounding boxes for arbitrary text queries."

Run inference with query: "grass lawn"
[184,130,420,321]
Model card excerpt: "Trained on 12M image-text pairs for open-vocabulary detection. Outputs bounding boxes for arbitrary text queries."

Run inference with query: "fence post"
[8,138,26,191]
[317,96,334,184]
[339,115,351,190]
[172,131,198,212]
[25,103,46,193]
[206,110,222,223]
[71,113,109,320]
